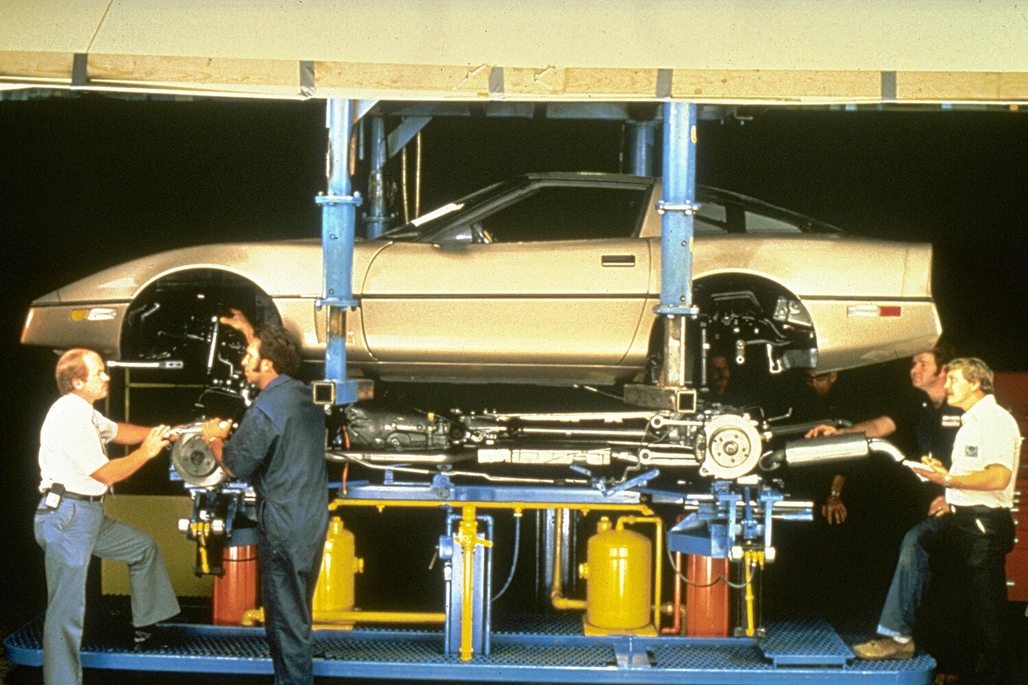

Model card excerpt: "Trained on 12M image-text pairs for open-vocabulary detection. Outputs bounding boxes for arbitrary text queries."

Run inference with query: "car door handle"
[601,255,636,267]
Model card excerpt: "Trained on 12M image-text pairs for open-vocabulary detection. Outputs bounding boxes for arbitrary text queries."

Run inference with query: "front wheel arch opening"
[121,268,281,379]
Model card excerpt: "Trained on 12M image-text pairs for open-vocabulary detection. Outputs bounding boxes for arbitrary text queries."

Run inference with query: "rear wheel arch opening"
[644,273,818,389]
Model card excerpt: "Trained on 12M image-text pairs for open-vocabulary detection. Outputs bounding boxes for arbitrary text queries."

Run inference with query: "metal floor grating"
[759,618,853,666]
[5,615,936,683]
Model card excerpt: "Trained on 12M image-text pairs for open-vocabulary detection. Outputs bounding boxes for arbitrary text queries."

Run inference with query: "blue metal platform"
[5,613,935,684]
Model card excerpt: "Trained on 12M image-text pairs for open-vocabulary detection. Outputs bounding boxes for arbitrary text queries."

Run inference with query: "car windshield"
[379,180,514,241]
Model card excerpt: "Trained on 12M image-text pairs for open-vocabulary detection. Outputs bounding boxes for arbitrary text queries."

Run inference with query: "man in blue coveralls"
[202,316,329,685]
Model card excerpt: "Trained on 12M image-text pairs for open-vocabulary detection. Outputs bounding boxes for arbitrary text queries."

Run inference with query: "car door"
[359,180,653,370]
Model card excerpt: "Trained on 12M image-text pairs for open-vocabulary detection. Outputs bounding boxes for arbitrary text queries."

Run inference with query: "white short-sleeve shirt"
[38,393,117,497]
[946,394,1022,509]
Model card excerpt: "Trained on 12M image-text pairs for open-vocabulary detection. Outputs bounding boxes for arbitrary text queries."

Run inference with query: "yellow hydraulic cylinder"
[313,517,364,622]
[580,516,652,631]
[190,521,212,575]
[742,549,765,638]
[455,506,491,662]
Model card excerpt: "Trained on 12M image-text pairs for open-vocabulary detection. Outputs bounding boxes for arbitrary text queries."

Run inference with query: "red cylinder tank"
[213,545,259,625]
[684,555,729,637]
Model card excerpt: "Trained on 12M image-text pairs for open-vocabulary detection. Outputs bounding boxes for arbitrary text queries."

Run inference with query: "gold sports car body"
[22,173,940,389]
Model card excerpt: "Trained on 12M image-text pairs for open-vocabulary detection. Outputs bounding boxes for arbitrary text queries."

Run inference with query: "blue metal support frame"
[627,120,656,177]
[5,477,935,682]
[665,481,788,559]
[655,101,699,318]
[315,98,361,405]
[387,116,432,157]
[646,100,700,396]
[364,114,432,237]
[365,116,390,238]
[336,476,650,507]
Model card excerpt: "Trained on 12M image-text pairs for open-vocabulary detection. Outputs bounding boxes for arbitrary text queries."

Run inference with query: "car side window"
[744,210,803,234]
[694,201,729,235]
[474,185,648,243]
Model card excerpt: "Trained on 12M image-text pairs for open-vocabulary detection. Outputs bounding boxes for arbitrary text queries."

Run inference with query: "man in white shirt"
[853,358,1021,685]
[34,348,181,685]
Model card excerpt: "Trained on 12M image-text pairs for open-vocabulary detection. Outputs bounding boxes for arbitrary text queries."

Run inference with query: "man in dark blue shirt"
[807,344,962,664]
[808,344,962,515]
[203,320,328,685]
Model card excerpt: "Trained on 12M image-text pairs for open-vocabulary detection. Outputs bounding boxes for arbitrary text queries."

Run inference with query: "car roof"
[519,172,844,234]
[379,172,844,241]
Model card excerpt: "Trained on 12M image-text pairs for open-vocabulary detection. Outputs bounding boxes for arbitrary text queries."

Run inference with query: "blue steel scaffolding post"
[314,98,361,406]
[656,101,700,393]
[365,115,390,239]
[627,120,656,177]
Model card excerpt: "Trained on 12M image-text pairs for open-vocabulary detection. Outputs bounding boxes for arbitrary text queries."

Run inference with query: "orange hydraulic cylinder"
[213,545,260,625]
[684,555,729,637]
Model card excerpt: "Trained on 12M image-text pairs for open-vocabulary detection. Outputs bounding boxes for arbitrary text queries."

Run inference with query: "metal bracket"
[312,378,373,405]
[613,638,653,668]
[315,192,363,208]
[655,200,700,216]
[603,469,661,496]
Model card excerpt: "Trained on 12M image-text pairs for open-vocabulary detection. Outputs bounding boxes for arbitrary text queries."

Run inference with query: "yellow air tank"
[580,516,652,632]
[313,517,363,617]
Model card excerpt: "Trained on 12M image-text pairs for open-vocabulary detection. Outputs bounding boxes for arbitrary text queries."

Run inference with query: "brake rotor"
[170,423,227,488]
[698,413,762,480]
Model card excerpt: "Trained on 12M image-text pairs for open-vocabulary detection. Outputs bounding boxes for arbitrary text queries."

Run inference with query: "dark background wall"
[2,96,1027,636]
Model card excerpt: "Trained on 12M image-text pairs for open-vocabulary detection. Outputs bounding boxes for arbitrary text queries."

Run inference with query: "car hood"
[33,239,328,305]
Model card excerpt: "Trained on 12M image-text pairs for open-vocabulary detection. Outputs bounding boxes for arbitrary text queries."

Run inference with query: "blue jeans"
[877,515,945,638]
[878,508,1014,685]
[34,499,180,685]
